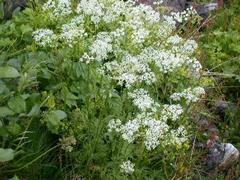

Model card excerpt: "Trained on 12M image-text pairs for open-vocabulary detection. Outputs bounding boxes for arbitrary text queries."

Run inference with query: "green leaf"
[61,86,78,107]
[0,106,15,117]
[8,96,26,113]
[10,175,20,180]
[20,24,33,34]
[0,148,14,162]
[0,127,9,137]
[7,123,22,135]
[44,110,67,133]
[0,66,20,78]
[27,104,41,117]
[52,110,67,120]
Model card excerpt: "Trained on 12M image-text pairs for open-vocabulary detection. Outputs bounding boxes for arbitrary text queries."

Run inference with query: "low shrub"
[0,0,207,179]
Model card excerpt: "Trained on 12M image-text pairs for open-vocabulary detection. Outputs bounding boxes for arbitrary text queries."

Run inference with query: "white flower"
[120,160,135,174]
[107,119,122,133]
[103,1,126,23]
[104,53,156,88]
[42,0,56,11]
[76,0,104,24]
[161,104,183,122]
[70,15,85,25]
[90,32,113,61]
[33,29,57,47]
[79,53,94,64]
[120,119,141,143]
[128,89,158,112]
[143,118,169,150]
[43,0,72,18]
[132,27,149,44]
[166,126,188,147]
[181,39,198,54]
[153,50,184,73]
[170,87,205,104]
[171,6,198,24]
[54,0,72,17]
[60,22,86,47]
[138,4,160,24]
[167,35,183,45]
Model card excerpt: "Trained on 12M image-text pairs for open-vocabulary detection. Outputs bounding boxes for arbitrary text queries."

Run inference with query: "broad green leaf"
[0,66,20,78]
[0,106,15,117]
[8,96,26,113]
[7,123,22,135]
[52,110,67,120]
[28,104,41,117]
[0,148,14,162]
[45,110,67,133]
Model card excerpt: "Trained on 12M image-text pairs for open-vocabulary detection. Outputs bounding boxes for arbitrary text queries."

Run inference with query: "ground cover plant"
[199,0,240,145]
[197,0,240,177]
[1,0,239,179]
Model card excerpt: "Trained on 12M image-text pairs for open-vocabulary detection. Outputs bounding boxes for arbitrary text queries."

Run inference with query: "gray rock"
[206,142,239,171]
[219,143,239,169]
[3,0,27,19]
[137,0,154,6]
[213,100,229,117]
[162,0,186,11]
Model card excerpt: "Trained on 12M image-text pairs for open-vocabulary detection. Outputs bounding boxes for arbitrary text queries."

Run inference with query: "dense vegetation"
[0,0,239,179]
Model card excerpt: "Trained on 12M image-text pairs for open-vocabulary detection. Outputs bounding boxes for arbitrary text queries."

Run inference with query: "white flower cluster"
[60,22,86,47]
[43,0,72,18]
[182,39,198,55]
[143,118,169,150]
[90,32,113,61]
[128,89,158,112]
[121,119,142,143]
[103,1,126,23]
[161,104,184,122]
[104,54,156,88]
[35,0,204,155]
[32,29,57,47]
[107,119,122,133]
[132,27,150,44]
[165,126,188,147]
[170,87,205,104]
[79,53,94,64]
[77,0,104,24]
[171,6,198,23]
[120,160,135,174]
[107,112,185,150]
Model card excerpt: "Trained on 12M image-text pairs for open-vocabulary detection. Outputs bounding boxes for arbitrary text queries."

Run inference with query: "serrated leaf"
[0,148,14,162]
[61,86,78,107]
[8,96,26,113]
[0,106,15,117]
[0,66,20,78]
